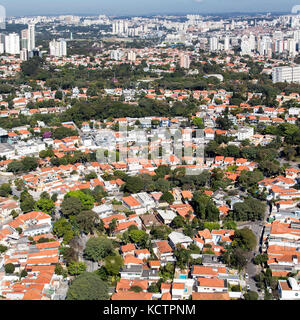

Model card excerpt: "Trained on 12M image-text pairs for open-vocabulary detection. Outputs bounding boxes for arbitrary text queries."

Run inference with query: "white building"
[20,48,28,61]
[209,37,218,51]
[168,231,193,249]
[5,33,20,55]
[49,39,67,57]
[240,35,251,55]
[224,36,230,51]
[272,65,300,83]
[110,49,123,61]
[112,20,129,35]
[180,53,190,69]
[127,50,136,62]
[237,126,254,141]
[157,210,177,225]
[287,38,296,57]
[278,278,300,300]
[28,23,36,51]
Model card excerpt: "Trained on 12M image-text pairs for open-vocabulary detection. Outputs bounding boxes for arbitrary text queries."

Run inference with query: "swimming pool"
[179,274,187,279]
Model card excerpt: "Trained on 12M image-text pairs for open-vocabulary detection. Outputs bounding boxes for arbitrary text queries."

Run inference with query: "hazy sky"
[0,0,297,16]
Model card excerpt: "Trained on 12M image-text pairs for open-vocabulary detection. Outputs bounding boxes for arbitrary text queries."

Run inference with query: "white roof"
[157,210,177,220]
[168,231,193,244]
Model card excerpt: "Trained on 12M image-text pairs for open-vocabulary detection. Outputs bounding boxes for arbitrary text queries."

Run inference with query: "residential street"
[239,204,270,299]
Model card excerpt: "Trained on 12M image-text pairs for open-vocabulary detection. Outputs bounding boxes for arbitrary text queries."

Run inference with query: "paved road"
[239,205,270,299]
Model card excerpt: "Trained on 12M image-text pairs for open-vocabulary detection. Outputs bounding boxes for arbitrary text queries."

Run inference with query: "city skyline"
[0,0,298,17]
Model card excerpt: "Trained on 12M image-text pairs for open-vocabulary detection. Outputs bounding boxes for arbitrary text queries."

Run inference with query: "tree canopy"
[66,272,109,300]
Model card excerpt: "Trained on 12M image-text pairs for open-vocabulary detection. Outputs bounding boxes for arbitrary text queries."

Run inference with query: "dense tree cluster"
[66,272,109,300]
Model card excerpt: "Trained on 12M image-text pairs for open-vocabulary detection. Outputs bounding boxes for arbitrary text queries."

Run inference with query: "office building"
[209,37,218,51]
[272,65,300,83]
[28,23,35,51]
[21,29,28,50]
[180,54,190,69]
[49,39,67,57]
[127,50,136,62]
[5,33,20,55]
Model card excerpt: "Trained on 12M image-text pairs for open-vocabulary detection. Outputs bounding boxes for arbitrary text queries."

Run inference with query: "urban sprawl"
[0,12,299,301]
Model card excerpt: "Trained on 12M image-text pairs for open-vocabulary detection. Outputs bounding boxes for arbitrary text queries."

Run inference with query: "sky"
[0,0,297,16]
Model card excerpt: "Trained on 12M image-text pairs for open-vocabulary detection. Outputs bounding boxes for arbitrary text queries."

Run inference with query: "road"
[238,204,271,299]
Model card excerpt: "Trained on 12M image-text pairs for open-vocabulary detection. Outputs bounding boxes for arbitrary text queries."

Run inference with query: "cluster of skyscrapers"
[0,22,67,60]
[207,30,300,58]
[0,23,36,59]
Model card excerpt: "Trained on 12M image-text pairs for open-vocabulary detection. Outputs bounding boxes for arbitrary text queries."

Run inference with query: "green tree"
[130,286,143,293]
[34,198,55,215]
[154,165,171,178]
[20,269,28,278]
[233,198,266,221]
[75,210,98,234]
[7,160,24,174]
[21,157,39,172]
[244,291,258,300]
[103,254,123,276]
[66,191,94,210]
[222,220,237,230]
[0,244,8,253]
[160,191,174,204]
[253,254,268,266]
[4,263,15,274]
[53,218,74,244]
[233,228,257,251]
[67,261,87,276]
[85,171,97,181]
[20,191,35,213]
[0,183,12,197]
[84,237,114,262]
[123,176,144,194]
[108,218,118,236]
[171,216,185,229]
[66,272,109,300]
[221,247,248,271]
[61,196,83,216]
[129,229,149,247]
[192,117,204,129]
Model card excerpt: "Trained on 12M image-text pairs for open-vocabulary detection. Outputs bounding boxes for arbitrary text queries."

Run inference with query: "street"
[238,205,270,299]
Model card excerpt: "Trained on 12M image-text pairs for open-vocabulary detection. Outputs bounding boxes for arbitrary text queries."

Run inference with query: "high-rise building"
[112,20,128,35]
[274,39,284,54]
[240,35,251,55]
[20,48,28,61]
[49,39,67,57]
[287,38,296,57]
[224,36,230,51]
[110,49,123,61]
[257,36,272,56]
[28,23,35,51]
[127,50,136,62]
[249,34,256,51]
[0,33,5,54]
[5,33,20,55]
[209,37,218,51]
[180,54,190,69]
[21,29,28,50]
[272,65,300,83]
